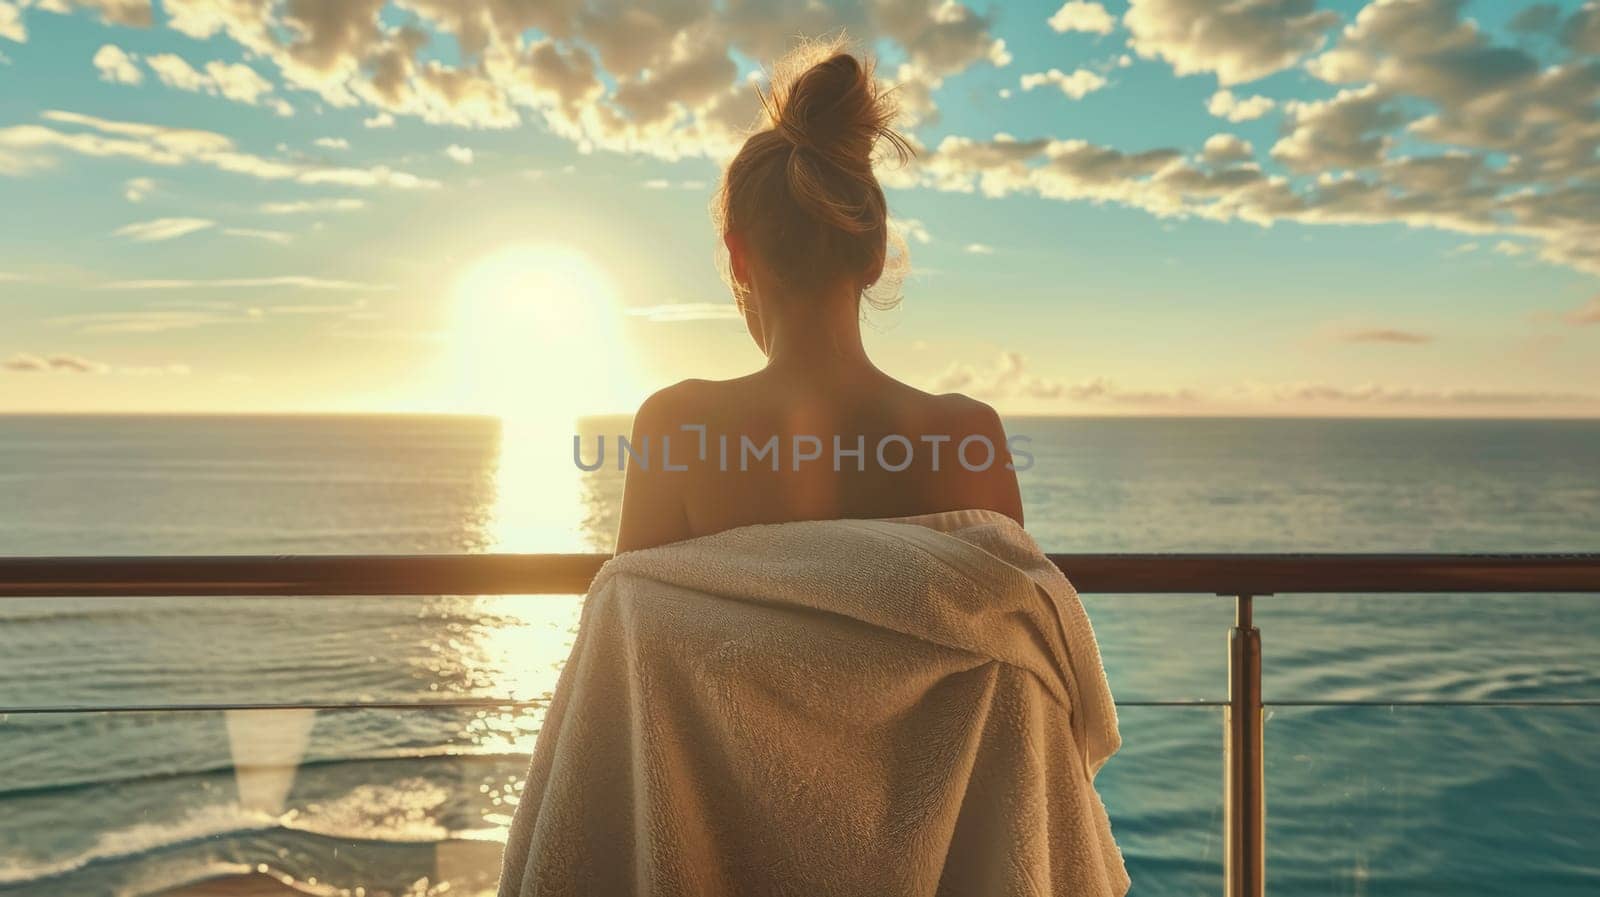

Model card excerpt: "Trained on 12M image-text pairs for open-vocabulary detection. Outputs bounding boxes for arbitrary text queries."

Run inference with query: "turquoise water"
[1,415,1597,896]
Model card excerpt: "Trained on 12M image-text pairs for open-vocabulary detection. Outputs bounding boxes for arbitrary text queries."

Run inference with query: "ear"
[724,231,750,289]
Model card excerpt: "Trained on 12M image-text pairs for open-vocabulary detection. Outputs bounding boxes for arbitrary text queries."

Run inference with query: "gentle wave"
[0,746,532,801]
[0,790,509,889]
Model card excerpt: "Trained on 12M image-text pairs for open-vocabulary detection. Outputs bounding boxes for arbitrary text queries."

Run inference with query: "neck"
[758,282,872,376]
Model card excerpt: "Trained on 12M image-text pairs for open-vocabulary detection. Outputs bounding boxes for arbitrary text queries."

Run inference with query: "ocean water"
[1,415,1598,896]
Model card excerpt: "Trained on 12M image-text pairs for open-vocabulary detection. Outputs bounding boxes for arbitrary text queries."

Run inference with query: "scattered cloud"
[4,351,189,376]
[1271,85,1402,172]
[222,227,291,244]
[0,110,439,189]
[4,353,109,373]
[1048,2,1115,35]
[1019,67,1107,100]
[313,137,349,150]
[34,0,151,28]
[145,52,290,114]
[901,0,1600,278]
[92,43,141,84]
[1567,298,1600,326]
[1201,134,1254,165]
[48,309,243,333]
[1263,382,1595,406]
[0,2,24,43]
[934,351,1198,403]
[893,217,932,244]
[935,351,1064,399]
[24,0,1009,164]
[1124,0,1341,85]
[642,178,706,190]
[626,302,743,323]
[98,275,386,291]
[113,216,213,241]
[122,175,154,201]
[1492,241,1528,257]
[1341,328,1432,344]
[259,197,365,214]
[931,353,1596,409]
[445,144,473,164]
[362,112,395,129]
[963,242,995,254]
[1207,89,1275,122]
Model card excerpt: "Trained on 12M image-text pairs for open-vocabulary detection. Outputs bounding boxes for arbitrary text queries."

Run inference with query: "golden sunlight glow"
[449,244,635,422]
[448,244,636,553]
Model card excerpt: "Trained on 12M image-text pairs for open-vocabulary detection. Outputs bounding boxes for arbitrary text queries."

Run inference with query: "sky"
[1,0,1598,418]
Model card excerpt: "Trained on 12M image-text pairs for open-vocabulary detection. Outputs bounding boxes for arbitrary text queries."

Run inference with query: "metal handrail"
[4,552,1600,596]
[3,553,1599,897]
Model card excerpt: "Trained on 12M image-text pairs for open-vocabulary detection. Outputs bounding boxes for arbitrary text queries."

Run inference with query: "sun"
[448,243,636,425]
[447,244,638,552]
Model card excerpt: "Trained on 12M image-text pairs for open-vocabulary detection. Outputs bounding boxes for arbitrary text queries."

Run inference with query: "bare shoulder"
[929,390,1024,525]
[929,390,1008,440]
[633,378,714,427]
[616,380,714,553]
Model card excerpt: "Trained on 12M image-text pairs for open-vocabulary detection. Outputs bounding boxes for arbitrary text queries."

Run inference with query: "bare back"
[615,367,1023,552]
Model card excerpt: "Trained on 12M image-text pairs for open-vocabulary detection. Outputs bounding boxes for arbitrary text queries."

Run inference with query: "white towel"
[497,508,1127,897]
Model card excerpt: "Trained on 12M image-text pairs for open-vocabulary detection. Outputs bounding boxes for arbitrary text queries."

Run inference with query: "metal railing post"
[1225,594,1265,897]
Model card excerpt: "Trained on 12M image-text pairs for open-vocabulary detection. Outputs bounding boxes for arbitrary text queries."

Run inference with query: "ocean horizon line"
[3,411,1600,423]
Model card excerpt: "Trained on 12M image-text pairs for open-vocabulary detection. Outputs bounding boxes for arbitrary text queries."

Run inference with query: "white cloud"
[34,0,151,27]
[313,137,350,150]
[1264,382,1595,406]
[67,0,1010,162]
[98,275,385,290]
[1340,328,1431,344]
[362,112,394,129]
[1567,297,1600,326]
[122,175,154,202]
[259,197,366,214]
[1124,0,1340,85]
[92,43,141,84]
[0,111,440,190]
[445,144,474,164]
[48,309,244,333]
[113,216,213,241]
[0,2,25,43]
[145,53,281,110]
[3,353,110,373]
[1048,2,1115,34]
[2,349,192,376]
[145,52,208,92]
[1271,85,1402,172]
[1202,134,1254,165]
[1207,89,1275,122]
[929,354,1594,409]
[893,217,933,244]
[641,178,707,190]
[222,227,291,244]
[205,60,275,104]
[625,302,742,322]
[1492,241,1528,257]
[1019,67,1107,99]
[963,242,995,254]
[933,351,1196,403]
